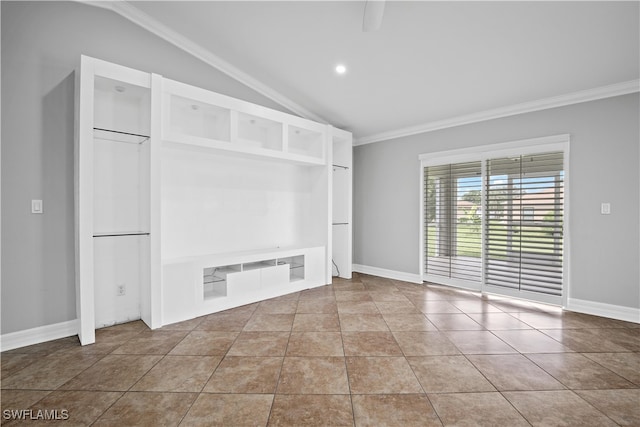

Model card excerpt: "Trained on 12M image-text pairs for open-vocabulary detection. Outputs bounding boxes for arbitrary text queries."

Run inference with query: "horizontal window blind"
[425,161,482,283]
[485,152,564,296]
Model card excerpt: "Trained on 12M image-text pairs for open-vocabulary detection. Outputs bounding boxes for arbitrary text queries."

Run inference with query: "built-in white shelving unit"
[331,128,353,279]
[76,56,351,344]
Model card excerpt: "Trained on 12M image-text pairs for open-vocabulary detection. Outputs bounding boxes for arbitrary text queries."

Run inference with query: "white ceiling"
[125,1,639,143]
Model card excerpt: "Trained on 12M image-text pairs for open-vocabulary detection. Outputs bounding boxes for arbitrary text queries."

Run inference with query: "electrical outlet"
[117,284,126,296]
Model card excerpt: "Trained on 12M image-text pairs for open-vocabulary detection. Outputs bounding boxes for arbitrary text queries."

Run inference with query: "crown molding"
[77,0,327,124]
[354,79,640,146]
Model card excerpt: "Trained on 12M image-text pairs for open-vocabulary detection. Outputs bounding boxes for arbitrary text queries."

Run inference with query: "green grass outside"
[427,222,562,259]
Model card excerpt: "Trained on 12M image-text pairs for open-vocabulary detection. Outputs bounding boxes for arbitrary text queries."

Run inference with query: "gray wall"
[354,93,640,309]
[1,1,293,334]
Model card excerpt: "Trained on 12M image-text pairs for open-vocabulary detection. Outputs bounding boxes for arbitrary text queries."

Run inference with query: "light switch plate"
[31,199,43,214]
[601,202,611,215]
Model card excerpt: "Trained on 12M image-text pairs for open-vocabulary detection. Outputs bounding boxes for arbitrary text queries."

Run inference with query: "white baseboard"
[352,264,423,284]
[566,298,640,324]
[0,319,79,352]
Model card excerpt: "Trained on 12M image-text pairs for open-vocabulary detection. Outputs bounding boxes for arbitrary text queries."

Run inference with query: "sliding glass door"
[424,162,482,288]
[422,140,567,305]
[485,152,564,303]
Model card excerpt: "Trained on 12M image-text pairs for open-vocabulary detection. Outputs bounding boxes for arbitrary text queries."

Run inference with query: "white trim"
[0,320,79,352]
[566,298,640,324]
[419,134,570,164]
[355,80,639,146]
[353,264,422,284]
[77,0,327,125]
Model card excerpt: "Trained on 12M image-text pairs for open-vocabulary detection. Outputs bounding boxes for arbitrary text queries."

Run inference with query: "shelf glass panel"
[237,113,282,151]
[169,95,231,142]
[93,231,150,238]
[93,128,149,144]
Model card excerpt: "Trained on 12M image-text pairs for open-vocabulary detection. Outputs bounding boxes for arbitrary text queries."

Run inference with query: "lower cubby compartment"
[161,246,325,326]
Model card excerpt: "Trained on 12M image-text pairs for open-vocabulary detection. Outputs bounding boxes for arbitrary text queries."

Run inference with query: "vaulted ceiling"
[105,1,638,144]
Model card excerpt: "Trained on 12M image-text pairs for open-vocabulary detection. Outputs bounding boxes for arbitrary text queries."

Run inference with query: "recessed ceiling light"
[335,64,347,75]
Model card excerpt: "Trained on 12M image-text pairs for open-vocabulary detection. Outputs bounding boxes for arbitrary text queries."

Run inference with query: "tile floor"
[2,274,639,426]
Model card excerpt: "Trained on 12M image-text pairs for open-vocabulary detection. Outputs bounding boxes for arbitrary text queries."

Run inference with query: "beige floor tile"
[575,389,640,426]
[342,332,402,356]
[159,317,205,331]
[367,291,411,302]
[203,356,282,394]
[492,329,569,353]
[381,313,438,332]
[227,331,290,356]
[111,330,188,355]
[582,352,640,385]
[541,328,633,352]
[339,313,389,331]
[526,353,636,389]
[2,276,638,427]
[503,390,618,426]
[168,331,238,356]
[346,357,422,394]
[335,286,373,302]
[335,291,372,302]
[337,301,379,314]
[28,391,123,426]
[393,332,460,356]
[332,282,366,292]
[243,313,295,332]
[408,355,495,393]
[1,354,40,379]
[268,394,353,426]
[181,393,273,426]
[195,311,253,332]
[1,352,104,390]
[429,392,530,427]
[59,354,162,391]
[413,300,463,314]
[297,298,338,314]
[277,357,349,394]
[286,332,344,357]
[0,390,51,412]
[93,391,196,426]
[298,285,335,300]
[131,355,221,392]
[444,331,517,354]
[374,300,419,314]
[292,313,340,332]
[467,354,566,391]
[449,300,503,313]
[352,394,441,427]
[255,298,299,314]
[467,312,533,330]
[426,314,484,330]
[510,311,593,329]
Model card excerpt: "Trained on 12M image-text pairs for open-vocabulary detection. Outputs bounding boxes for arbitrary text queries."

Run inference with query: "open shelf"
[288,125,323,159]
[168,95,231,142]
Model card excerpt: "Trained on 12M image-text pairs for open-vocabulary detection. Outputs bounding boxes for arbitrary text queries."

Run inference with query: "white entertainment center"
[75,56,352,345]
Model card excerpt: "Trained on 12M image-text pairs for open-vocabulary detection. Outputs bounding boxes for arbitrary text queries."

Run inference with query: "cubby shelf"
[161,136,326,166]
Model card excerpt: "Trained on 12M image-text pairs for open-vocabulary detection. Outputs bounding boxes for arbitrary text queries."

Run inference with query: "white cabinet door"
[227,269,261,296]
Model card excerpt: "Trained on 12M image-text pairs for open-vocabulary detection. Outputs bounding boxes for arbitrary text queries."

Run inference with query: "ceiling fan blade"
[362,0,386,32]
